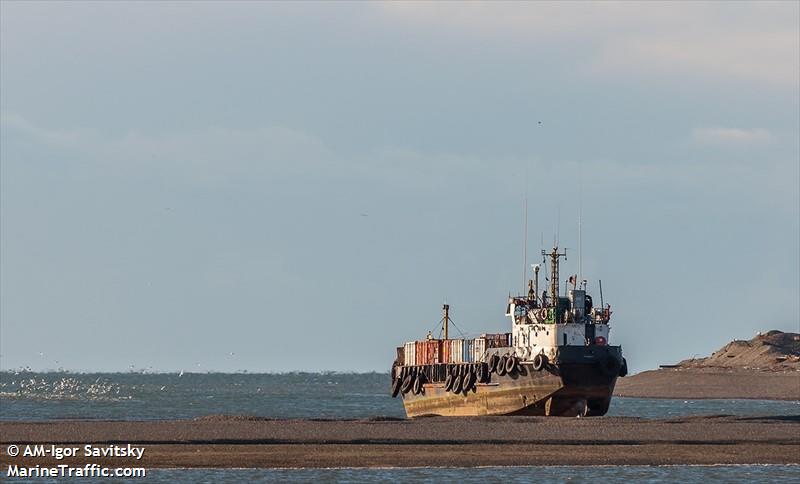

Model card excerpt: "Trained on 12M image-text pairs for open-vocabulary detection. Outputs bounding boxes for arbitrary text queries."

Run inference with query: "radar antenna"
[523,197,528,293]
[578,202,582,286]
[542,247,567,305]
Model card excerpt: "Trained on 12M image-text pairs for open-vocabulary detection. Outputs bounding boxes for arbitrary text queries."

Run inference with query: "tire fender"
[497,355,508,376]
[401,374,414,393]
[463,370,476,393]
[391,376,402,398]
[451,373,463,394]
[533,353,548,371]
[488,354,499,373]
[412,375,423,395]
[505,355,517,374]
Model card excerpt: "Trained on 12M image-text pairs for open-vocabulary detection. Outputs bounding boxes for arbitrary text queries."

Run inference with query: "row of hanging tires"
[444,363,485,394]
[391,352,550,398]
[391,366,428,397]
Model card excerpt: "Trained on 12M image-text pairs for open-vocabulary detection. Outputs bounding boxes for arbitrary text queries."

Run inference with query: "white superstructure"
[506,247,613,363]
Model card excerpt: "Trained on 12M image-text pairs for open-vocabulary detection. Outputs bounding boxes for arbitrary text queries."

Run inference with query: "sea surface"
[3,466,799,483]
[1,371,799,421]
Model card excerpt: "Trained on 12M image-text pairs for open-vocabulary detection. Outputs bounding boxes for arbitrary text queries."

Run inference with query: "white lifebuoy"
[538,309,548,320]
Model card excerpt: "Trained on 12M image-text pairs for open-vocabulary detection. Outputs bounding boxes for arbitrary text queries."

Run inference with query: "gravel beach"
[2,415,798,468]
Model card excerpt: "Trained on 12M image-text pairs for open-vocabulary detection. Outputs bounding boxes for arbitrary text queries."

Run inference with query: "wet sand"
[615,368,800,400]
[2,415,798,467]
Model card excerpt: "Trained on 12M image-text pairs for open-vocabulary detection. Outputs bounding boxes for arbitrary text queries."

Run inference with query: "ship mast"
[442,303,450,340]
[543,247,567,306]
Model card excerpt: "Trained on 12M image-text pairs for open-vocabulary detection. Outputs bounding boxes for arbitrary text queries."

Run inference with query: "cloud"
[376,2,800,88]
[3,112,795,213]
[1,111,335,186]
[0,111,95,148]
[691,126,775,146]
[589,30,798,88]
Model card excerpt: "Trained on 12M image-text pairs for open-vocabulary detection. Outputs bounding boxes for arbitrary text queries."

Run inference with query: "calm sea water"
[3,466,799,483]
[2,371,798,421]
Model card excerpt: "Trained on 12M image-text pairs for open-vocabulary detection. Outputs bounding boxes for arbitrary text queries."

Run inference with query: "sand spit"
[2,415,798,467]
[679,331,800,371]
[615,331,800,401]
[615,367,800,400]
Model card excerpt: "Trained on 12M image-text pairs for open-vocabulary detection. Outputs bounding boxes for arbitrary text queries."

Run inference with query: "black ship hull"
[400,345,623,417]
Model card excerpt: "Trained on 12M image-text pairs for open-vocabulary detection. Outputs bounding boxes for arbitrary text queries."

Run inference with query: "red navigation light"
[595,336,607,346]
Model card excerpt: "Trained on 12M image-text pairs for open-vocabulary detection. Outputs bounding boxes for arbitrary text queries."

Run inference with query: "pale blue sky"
[1,2,798,372]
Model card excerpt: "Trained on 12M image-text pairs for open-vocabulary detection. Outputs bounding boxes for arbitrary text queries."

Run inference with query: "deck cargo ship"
[390,246,627,417]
